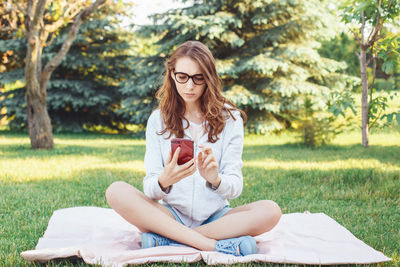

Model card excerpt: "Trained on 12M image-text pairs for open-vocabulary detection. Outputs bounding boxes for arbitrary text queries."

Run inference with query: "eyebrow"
[175,71,204,76]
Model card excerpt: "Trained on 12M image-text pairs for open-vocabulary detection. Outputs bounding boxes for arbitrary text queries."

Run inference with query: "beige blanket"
[21,207,391,266]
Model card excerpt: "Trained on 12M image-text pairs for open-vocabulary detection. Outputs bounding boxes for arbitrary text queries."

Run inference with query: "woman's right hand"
[158,147,196,191]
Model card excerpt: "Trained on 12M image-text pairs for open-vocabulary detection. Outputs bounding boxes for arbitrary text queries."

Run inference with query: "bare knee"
[262,200,282,226]
[105,181,134,208]
[250,200,282,235]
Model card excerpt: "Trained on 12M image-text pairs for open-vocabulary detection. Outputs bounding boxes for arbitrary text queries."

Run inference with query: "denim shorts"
[163,204,231,226]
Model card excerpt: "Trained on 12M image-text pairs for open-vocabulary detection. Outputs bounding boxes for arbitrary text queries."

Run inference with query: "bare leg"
[105,181,216,250]
[193,200,282,240]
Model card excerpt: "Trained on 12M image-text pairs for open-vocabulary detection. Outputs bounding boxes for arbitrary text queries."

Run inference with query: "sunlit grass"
[0,130,399,266]
[245,159,399,171]
[0,135,146,183]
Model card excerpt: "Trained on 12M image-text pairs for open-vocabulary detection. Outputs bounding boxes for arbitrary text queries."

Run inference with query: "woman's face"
[171,56,207,107]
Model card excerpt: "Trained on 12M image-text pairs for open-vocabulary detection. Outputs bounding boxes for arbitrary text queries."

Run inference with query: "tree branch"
[366,0,393,47]
[24,0,34,33]
[369,53,377,91]
[26,0,33,18]
[361,10,366,47]
[366,56,372,66]
[43,31,55,47]
[12,0,27,16]
[42,1,68,33]
[31,0,47,31]
[0,10,12,18]
[366,0,382,44]
[2,1,26,17]
[366,42,374,66]
[369,104,383,129]
[351,28,362,46]
[24,0,46,99]
[44,4,82,33]
[381,0,395,22]
[40,0,108,93]
[366,24,384,48]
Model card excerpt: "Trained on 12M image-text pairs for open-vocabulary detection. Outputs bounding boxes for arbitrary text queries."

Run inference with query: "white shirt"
[142,108,244,227]
[188,120,204,143]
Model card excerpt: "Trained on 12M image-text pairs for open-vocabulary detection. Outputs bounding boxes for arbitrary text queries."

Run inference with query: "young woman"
[106,41,281,256]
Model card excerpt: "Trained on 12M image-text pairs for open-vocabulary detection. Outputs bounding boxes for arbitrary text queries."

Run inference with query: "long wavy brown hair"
[156,41,247,143]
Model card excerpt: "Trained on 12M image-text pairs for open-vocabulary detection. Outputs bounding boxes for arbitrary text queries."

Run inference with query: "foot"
[215,236,257,256]
[141,232,181,248]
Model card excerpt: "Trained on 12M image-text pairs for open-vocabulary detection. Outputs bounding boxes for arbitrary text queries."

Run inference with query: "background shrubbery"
[1,0,399,145]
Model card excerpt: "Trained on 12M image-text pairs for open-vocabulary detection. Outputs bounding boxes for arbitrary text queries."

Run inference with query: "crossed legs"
[105,181,281,251]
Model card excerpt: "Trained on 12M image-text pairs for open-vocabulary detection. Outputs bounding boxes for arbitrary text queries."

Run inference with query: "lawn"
[0,128,399,266]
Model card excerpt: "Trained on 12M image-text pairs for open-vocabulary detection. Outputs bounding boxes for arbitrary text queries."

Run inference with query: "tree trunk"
[22,0,106,149]
[26,90,53,149]
[360,47,369,148]
[25,27,54,149]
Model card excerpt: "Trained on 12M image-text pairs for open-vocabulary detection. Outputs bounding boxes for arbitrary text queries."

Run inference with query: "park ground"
[0,126,399,266]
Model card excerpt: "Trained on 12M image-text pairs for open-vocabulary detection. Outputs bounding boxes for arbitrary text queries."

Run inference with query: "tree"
[119,0,355,135]
[0,1,24,127]
[1,0,108,149]
[1,2,135,133]
[341,0,400,147]
[319,32,360,78]
[320,29,400,93]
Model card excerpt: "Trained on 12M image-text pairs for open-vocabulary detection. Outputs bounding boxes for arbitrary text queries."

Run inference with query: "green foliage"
[369,31,400,130]
[0,10,135,132]
[118,0,355,133]
[319,32,360,77]
[296,96,345,147]
[370,91,400,128]
[319,29,400,93]
[340,0,400,132]
[341,0,400,25]
[381,110,400,124]
[374,77,397,90]
[329,89,358,118]
[0,3,25,74]
[377,33,400,75]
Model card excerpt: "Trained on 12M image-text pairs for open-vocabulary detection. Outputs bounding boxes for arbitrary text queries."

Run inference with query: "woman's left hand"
[198,145,221,188]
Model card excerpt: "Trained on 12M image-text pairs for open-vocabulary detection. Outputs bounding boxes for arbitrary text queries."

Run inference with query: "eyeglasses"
[174,72,206,85]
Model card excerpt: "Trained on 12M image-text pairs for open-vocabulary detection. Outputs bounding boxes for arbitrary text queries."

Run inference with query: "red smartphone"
[171,138,194,165]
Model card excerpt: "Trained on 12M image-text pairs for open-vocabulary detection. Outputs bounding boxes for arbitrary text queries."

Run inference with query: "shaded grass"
[0,130,399,266]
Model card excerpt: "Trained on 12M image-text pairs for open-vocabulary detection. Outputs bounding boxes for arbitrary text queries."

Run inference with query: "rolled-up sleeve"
[142,112,169,200]
[207,111,244,199]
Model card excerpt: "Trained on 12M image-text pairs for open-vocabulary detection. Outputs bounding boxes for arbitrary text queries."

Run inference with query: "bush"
[296,96,345,147]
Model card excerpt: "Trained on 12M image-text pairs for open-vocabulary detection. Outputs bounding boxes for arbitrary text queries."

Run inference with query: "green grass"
[0,130,399,266]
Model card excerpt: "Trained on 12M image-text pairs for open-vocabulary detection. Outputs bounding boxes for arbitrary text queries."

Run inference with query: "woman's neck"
[184,102,203,124]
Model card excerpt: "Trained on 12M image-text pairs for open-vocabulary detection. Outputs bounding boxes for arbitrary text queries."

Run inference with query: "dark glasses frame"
[174,72,206,85]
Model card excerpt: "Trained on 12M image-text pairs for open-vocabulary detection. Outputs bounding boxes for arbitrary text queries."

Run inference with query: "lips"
[184,93,196,97]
